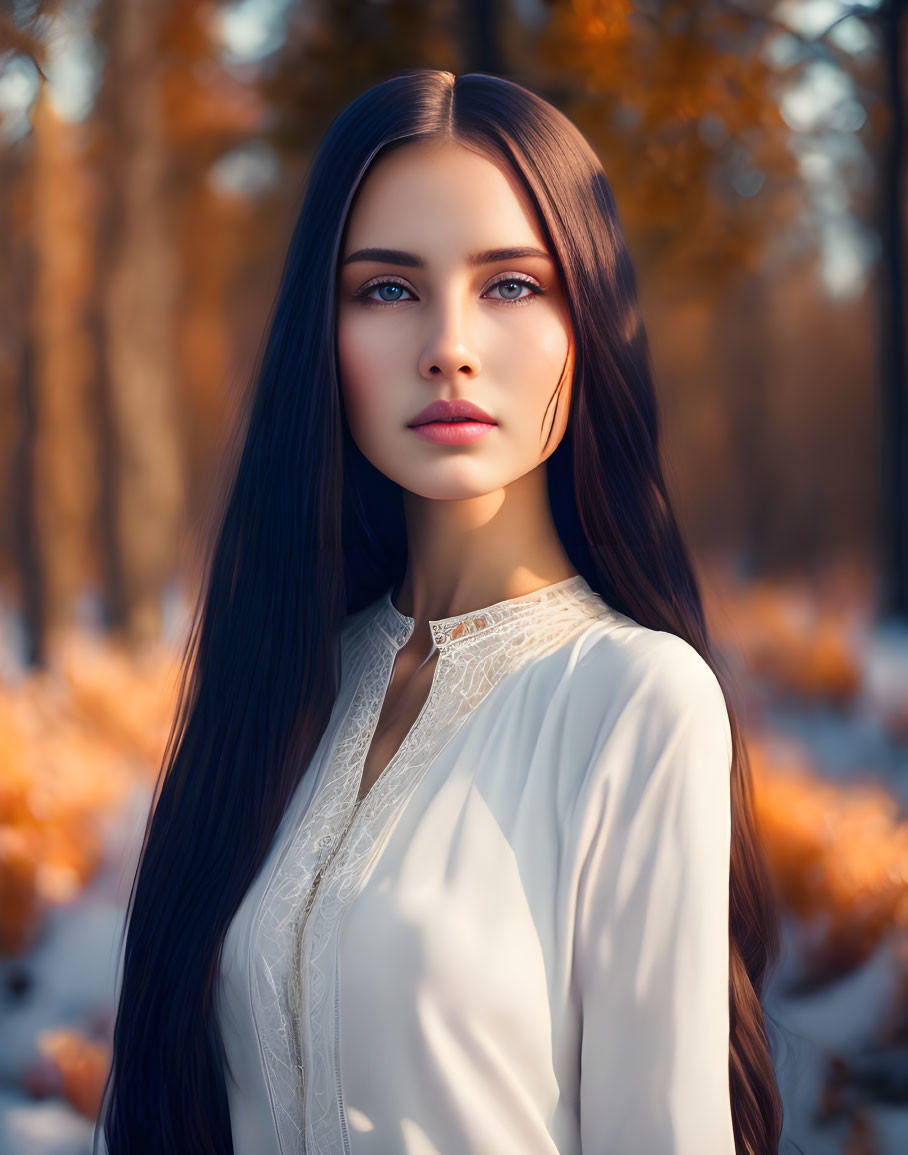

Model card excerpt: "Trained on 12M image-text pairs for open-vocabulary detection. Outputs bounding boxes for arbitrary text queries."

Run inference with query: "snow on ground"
[767,915,908,1154]
[0,783,148,1155]
[757,617,908,1154]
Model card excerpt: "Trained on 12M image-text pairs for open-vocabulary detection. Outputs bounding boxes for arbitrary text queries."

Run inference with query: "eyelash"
[352,274,545,309]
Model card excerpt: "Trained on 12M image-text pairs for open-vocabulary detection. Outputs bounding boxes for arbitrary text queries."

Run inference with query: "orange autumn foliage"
[703,569,867,707]
[531,0,798,280]
[749,735,908,978]
[0,627,180,953]
[24,1028,111,1119]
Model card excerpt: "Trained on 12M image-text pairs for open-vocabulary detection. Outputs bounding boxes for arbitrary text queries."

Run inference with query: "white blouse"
[96,573,736,1155]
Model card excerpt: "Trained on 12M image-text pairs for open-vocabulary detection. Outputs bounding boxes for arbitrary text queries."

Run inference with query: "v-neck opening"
[355,641,443,806]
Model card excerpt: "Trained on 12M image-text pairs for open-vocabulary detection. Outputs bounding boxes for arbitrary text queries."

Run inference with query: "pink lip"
[408,398,497,426]
[410,421,496,446]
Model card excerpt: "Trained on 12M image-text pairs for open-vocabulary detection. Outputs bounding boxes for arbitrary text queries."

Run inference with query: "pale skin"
[336,140,578,801]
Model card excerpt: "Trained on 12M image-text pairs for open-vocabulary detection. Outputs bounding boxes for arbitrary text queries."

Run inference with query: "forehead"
[341,141,548,256]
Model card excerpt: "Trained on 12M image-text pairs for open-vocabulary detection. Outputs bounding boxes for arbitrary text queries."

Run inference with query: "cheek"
[540,326,570,366]
[504,318,572,437]
[337,315,386,431]
[498,308,569,380]
[535,306,572,370]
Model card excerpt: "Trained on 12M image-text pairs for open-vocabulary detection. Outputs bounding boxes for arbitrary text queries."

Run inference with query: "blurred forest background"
[0,0,906,1153]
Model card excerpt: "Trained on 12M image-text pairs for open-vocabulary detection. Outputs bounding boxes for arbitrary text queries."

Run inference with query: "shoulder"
[554,610,732,805]
[561,616,733,851]
[568,608,727,728]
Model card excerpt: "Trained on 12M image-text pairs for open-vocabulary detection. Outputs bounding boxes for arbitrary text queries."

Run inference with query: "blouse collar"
[377,573,594,650]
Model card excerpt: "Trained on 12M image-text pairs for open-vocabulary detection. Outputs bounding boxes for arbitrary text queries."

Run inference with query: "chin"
[368,448,516,501]
[398,473,511,503]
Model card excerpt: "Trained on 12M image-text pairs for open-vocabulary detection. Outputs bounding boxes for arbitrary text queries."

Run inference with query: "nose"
[417,295,482,380]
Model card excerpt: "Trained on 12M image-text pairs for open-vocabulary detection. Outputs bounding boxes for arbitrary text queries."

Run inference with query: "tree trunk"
[28,88,99,652]
[878,0,908,618]
[97,0,184,644]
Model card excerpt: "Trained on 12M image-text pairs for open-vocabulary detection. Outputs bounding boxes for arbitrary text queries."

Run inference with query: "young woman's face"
[336,140,574,501]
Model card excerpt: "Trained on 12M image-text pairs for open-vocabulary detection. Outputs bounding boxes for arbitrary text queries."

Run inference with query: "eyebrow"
[341,245,553,269]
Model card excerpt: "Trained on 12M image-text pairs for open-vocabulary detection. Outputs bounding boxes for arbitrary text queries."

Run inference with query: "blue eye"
[353,275,544,308]
[488,278,539,303]
[369,282,412,304]
[351,280,411,307]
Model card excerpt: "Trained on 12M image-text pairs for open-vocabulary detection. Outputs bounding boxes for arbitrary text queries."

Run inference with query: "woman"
[95,69,784,1154]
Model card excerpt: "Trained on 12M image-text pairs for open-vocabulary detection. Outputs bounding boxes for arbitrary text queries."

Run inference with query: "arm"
[574,646,735,1155]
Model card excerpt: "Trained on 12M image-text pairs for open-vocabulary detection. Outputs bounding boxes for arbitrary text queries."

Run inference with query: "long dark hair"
[97,69,784,1154]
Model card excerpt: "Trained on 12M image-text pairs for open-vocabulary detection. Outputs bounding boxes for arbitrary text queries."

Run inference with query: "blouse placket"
[248,576,605,1155]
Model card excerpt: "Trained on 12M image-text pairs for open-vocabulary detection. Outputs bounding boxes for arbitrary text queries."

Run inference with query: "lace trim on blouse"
[248,574,612,1154]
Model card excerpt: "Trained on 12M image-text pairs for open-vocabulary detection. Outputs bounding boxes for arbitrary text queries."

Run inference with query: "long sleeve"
[573,643,735,1155]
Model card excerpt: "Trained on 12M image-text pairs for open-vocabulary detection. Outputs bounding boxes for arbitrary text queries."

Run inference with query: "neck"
[393,462,578,628]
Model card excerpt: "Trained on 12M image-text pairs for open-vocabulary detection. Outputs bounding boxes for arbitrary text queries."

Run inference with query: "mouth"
[408,419,497,446]
[407,399,497,427]
[410,417,492,427]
